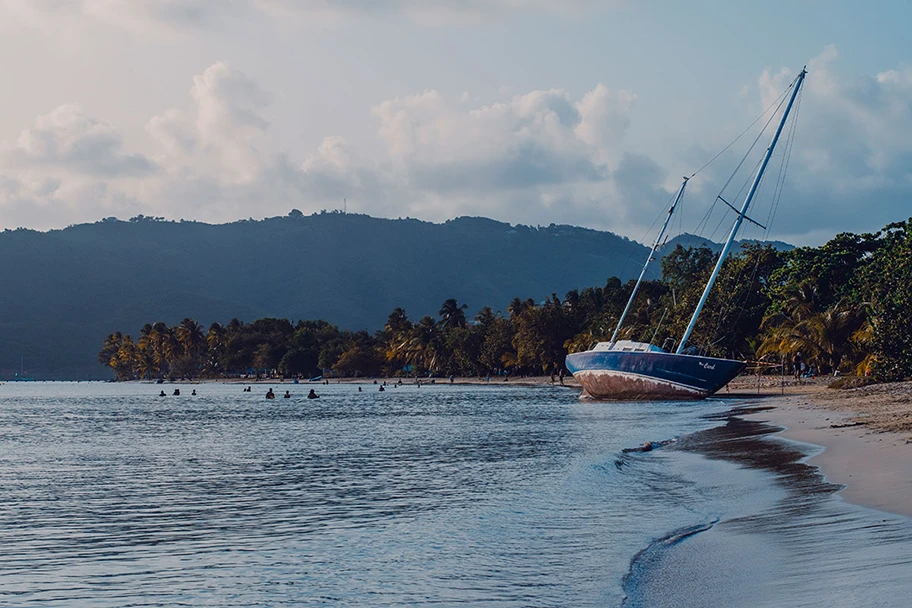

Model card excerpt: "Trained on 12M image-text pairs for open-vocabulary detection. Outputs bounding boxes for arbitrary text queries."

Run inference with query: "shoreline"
[728,377,912,519]
[129,375,583,389]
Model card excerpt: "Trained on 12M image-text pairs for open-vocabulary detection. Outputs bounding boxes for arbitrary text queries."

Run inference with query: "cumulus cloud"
[147,61,270,184]
[2,49,912,245]
[370,86,630,190]
[748,46,912,243]
[4,104,155,177]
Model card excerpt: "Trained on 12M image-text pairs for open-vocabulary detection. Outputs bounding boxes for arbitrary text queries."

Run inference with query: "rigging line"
[717,95,788,198]
[765,87,803,240]
[706,160,774,343]
[694,106,785,240]
[691,86,793,241]
[712,89,805,348]
[688,84,792,179]
[724,150,768,227]
[706,154,765,243]
[768,124,792,233]
[708,208,766,344]
[696,73,794,348]
[620,188,679,285]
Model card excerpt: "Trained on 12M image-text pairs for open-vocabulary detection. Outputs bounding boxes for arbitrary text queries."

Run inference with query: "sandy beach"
[729,375,912,518]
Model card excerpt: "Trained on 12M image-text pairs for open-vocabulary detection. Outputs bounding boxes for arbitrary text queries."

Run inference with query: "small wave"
[621,519,720,607]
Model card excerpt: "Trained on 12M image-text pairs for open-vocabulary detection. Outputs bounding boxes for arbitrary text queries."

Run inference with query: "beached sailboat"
[566,68,807,399]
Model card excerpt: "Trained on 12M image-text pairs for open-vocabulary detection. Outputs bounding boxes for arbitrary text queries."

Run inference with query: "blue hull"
[565,350,745,400]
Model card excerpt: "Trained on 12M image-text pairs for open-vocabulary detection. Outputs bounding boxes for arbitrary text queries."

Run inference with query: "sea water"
[0,382,910,606]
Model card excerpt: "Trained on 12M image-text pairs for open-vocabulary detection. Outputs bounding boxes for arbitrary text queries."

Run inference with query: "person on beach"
[793,352,802,380]
[266,388,275,399]
[307,389,319,399]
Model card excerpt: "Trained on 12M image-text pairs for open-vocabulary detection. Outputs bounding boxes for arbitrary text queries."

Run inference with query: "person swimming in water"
[284,390,291,398]
[307,389,319,399]
[173,388,180,396]
[191,389,197,396]
[159,390,166,397]
[379,385,385,392]
[266,388,275,399]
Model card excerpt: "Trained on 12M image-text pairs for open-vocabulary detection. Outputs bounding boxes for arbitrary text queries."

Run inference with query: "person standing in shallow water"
[266,388,275,399]
[307,389,319,399]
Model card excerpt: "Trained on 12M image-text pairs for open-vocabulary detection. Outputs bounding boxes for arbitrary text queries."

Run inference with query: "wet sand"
[727,376,912,518]
[629,404,912,607]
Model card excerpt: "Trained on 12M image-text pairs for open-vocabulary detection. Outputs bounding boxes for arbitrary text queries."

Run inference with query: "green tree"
[438,298,468,332]
[856,220,912,380]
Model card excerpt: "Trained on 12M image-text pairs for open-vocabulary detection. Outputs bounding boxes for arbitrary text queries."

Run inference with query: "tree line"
[100,219,912,383]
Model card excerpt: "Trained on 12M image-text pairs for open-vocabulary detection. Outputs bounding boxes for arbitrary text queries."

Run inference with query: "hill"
[0,212,792,379]
[665,233,794,254]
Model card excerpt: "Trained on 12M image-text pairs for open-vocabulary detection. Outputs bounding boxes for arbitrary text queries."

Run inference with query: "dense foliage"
[101,219,912,383]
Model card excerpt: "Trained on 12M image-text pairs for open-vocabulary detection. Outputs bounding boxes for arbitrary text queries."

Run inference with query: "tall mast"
[609,176,689,345]
[677,68,806,355]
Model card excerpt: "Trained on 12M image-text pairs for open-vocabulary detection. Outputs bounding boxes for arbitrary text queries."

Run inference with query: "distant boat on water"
[13,356,36,381]
[566,68,807,400]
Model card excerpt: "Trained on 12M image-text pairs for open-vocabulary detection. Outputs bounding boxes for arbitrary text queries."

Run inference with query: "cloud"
[147,61,270,184]
[0,0,250,32]
[2,49,912,245]
[0,0,615,31]
[4,104,155,177]
[256,0,615,25]
[747,46,912,242]
[370,86,631,191]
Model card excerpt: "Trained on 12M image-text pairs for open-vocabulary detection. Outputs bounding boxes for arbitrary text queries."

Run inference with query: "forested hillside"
[99,219,912,385]
[0,212,650,378]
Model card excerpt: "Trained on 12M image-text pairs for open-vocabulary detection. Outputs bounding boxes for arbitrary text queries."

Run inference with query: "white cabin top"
[591,340,665,353]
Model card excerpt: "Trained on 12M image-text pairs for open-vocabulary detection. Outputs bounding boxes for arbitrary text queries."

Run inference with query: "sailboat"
[566,68,806,400]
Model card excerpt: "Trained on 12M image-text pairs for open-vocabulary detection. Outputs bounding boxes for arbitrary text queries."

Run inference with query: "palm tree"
[474,306,498,328]
[438,299,468,332]
[205,322,227,375]
[99,332,124,367]
[176,318,206,360]
[507,297,535,320]
[385,307,412,335]
[392,316,444,374]
[759,301,868,373]
[564,331,596,354]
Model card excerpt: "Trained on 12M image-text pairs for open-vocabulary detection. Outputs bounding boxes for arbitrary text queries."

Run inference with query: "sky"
[0,0,910,246]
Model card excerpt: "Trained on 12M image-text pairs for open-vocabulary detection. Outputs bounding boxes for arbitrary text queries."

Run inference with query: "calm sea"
[1,382,910,607]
